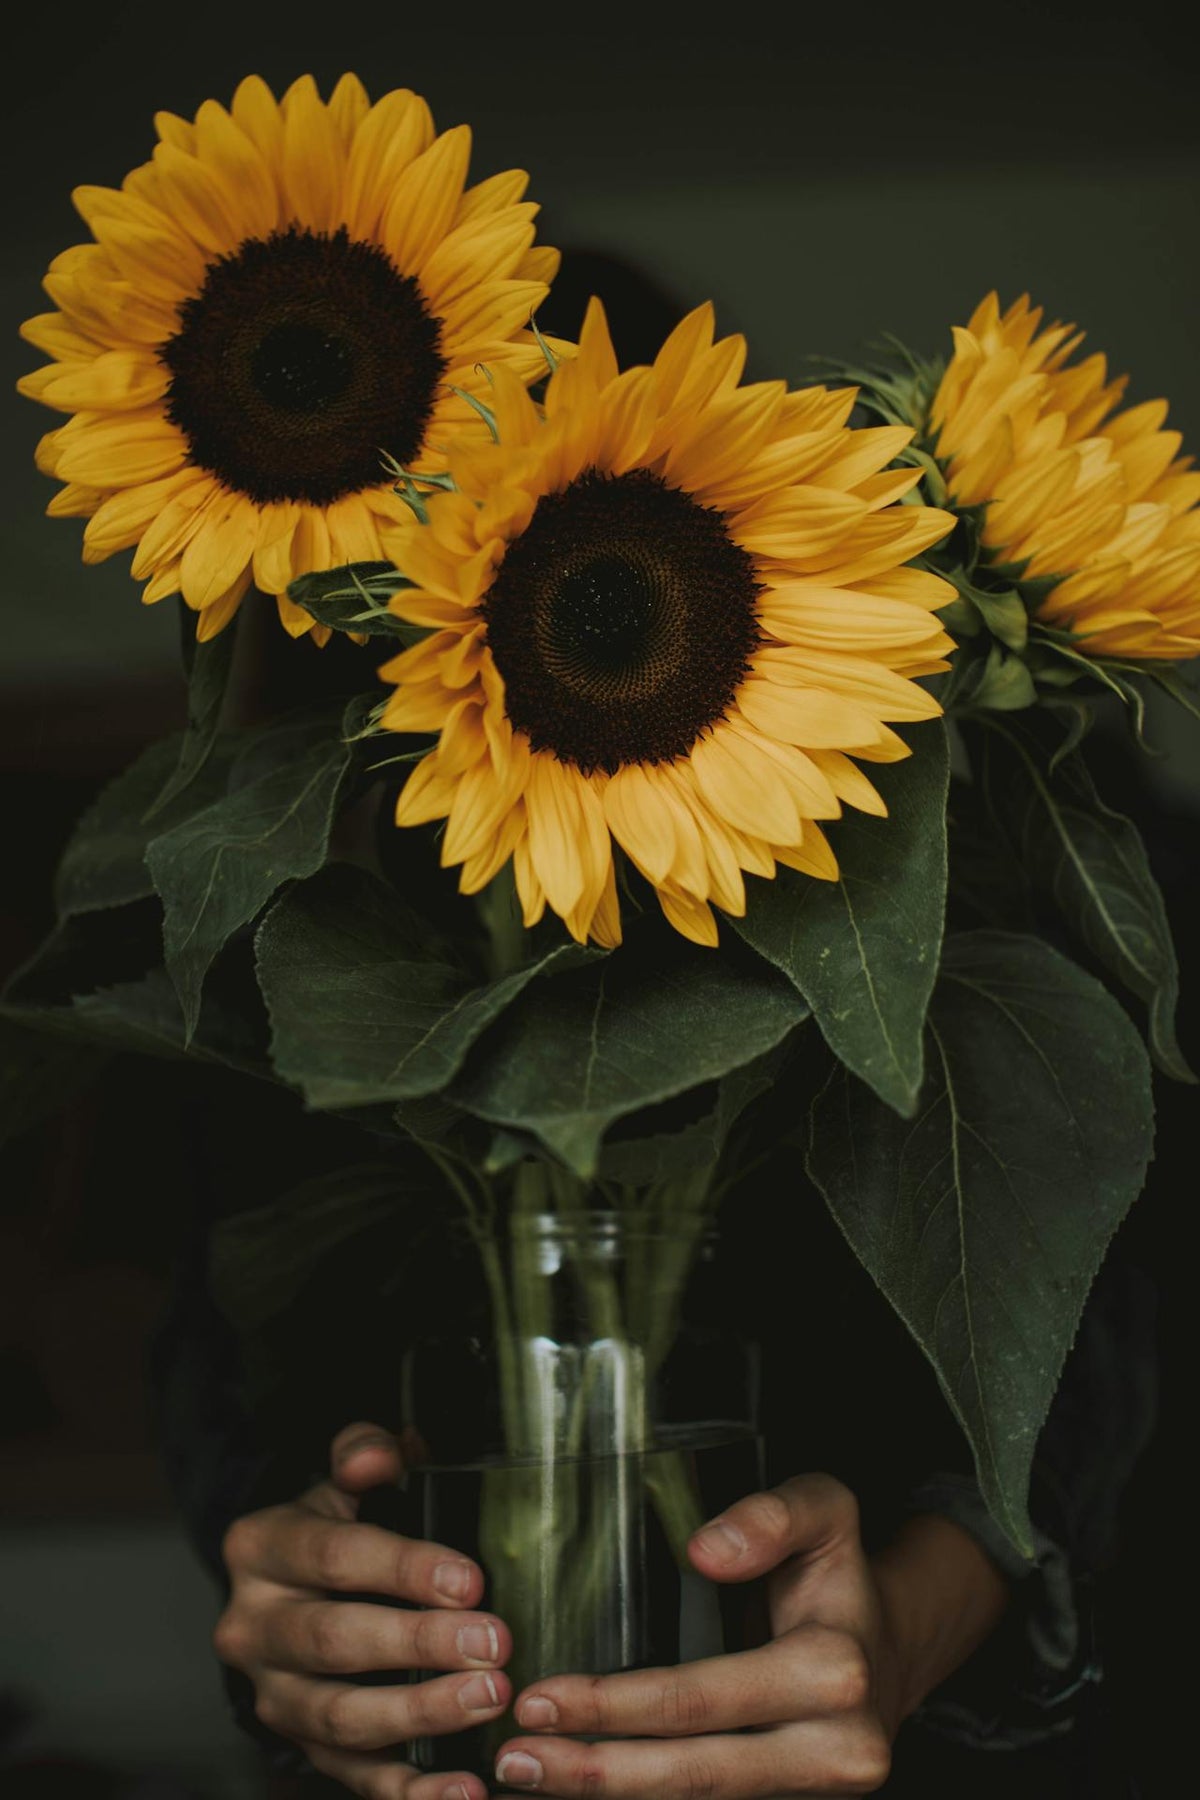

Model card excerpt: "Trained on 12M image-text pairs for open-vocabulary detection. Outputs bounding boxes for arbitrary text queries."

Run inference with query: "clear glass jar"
[372,1208,762,1777]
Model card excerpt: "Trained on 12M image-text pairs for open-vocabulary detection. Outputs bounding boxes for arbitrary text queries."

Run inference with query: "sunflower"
[377,300,955,948]
[932,292,1200,660]
[18,74,560,642]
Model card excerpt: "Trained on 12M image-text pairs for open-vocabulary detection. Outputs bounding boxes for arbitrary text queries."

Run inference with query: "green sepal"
[287,561,424,640]
[809,343,942,434]
[945,641,1037,714]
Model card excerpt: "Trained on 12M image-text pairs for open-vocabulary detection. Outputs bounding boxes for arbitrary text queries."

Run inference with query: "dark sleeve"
[905,1255,1158,1749]
[147,1205,322,1774]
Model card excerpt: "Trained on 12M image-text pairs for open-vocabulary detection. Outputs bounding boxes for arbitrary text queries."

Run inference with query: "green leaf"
[978,719,1193,1081]
[595,1053,778,1186]
[287,561,423,640]
[53,733,235,918]
[256,862,595,1110]
[449,928,809,1178]
[147,703,361,1043]
[807,929,1154,1555]
[3,929,268,1076]
[731,722,948,1116]
[70,964,267,1072]
[146,603,239,816]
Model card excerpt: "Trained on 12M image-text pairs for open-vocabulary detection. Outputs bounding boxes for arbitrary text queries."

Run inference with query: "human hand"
[215,1420,512,1800]
[494,1473,1009,1798]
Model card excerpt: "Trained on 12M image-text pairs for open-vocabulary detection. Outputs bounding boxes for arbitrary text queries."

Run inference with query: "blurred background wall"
[1,4,1195,1795]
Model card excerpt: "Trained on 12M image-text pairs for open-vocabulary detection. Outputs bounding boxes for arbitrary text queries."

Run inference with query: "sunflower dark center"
[160,226,446,506]
[483,469,762,772]
[250,322,354,413]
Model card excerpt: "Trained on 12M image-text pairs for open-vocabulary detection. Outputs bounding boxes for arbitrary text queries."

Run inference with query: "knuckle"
[321,1684,364,1749]
[583,1674,612,1733]
[410,1608,441,1668]
[676,1752,717,1800]
[371,1772,412,1800]
[830,1637,872,1712]
[312,1525,352,1590]
[744,1488,793,1545]
[813,1474,860,1537]
[391,1537,419,1596]
[402,1678,440,1736]
[252,1686,280,1731]
[309,1602,352,1670]
[211,1608,251,1669]
[221,1514,261,1573]
[658,1675,710,1735]
[829,1722,891,1794]
[575,1751,609,1800]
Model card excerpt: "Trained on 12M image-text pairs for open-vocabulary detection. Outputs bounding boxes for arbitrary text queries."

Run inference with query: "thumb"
[329,1420,405,1496]
[688,1473,861,1583]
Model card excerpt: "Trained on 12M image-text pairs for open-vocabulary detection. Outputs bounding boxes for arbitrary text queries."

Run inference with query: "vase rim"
[505,1209,718,1241]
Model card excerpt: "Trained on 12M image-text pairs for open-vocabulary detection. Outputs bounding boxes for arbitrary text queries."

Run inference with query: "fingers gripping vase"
[382,1206,762,1776]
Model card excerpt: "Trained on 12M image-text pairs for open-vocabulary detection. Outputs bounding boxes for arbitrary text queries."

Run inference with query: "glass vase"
[382,1204,762,1777]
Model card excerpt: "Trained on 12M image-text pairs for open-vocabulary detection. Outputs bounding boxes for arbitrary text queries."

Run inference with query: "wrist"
[870,1512,1011,1727]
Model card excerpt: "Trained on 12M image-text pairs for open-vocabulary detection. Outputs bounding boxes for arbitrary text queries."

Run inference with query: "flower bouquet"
[6,71,1194,1773]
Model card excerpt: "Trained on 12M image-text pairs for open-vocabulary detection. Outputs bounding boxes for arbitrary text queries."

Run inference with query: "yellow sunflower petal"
[382,124,472,277]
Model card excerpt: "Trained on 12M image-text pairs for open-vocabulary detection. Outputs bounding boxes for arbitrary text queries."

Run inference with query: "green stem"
[476,860,526,980]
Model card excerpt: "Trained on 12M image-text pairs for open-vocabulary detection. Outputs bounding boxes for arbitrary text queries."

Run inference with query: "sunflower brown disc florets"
[482,469,763,773]
[161,226,446,507]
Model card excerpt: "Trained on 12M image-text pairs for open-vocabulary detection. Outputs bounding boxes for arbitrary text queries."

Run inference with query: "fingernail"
[693,1518,747,1564]
[434,1560,473,1600]
[442,1785,473,1800]
[459,1673,501,1714]
[457,1621,500,1663]
[496,1752,543,1788]
[517,1695,558,1728]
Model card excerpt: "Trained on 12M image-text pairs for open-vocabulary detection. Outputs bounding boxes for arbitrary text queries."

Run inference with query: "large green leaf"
[256,862,594,1110]
[807,929,1153,1555]
[595,1053,780,1187]
[147,702,363,1043]
[3,928,268,1076]
[449,930,809,1178]
[288,561,422,640]
[54,733,234,918]
[731,722,948,1116]
[146,602,240,816]
[977,717,1193,1082]
[70,964,268,1073]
